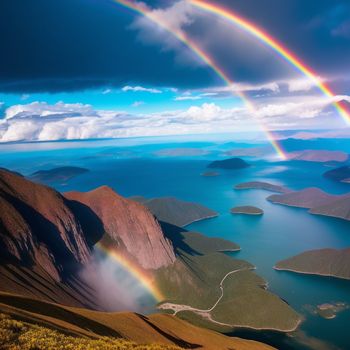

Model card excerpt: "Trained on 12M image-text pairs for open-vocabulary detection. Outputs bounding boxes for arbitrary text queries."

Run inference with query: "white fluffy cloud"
[0,96,348,143]
[122,85,162,94]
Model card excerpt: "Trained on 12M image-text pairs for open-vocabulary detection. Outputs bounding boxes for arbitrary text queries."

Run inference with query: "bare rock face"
[0,169,91,281]
[65,186,176,270]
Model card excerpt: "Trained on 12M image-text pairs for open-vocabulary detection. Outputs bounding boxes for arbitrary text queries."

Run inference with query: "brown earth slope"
[0,292,276,350]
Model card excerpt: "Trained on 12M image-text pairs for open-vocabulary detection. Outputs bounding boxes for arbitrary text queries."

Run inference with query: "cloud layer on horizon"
[1,96,348,143]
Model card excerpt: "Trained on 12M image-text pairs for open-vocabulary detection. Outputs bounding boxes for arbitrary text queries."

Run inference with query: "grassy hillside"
[0,313,181,350]
[155,223,301,332]
[0,292,275,350]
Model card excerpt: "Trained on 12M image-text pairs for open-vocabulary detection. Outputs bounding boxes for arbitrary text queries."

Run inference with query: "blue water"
[1,136,350,349]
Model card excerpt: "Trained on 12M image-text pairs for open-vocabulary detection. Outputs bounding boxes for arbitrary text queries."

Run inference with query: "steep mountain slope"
[0,168,90,281]
[0,292,276,350]
[65,187,175,269]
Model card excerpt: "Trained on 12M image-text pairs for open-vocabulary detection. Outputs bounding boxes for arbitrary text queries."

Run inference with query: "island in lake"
[29,166,89,184]
[224,146,272,158]
[275,248,350,280]
[208,157,250,170]
[323,165,350,182]
[201,171,220,177]
[289,149,349,163]
[155,148,210,157]
[131,196,219,227]
[231,206,264,215]
[315,302,349,319]
[267,188,350,221]
[234,181,290,193]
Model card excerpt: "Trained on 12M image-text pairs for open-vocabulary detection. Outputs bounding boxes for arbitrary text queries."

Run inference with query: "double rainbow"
[191,0,350,125]
[113,0,349,159]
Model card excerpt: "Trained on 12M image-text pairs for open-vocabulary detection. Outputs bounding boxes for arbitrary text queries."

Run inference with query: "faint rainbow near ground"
[112,0,288,159]
[96,241,164,302]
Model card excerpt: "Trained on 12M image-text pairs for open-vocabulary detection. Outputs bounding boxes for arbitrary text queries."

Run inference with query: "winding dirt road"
[157,267,249,326]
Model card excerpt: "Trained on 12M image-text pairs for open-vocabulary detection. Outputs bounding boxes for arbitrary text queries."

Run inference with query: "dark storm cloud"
[0,0,216,92]
[1,0,349,93]
[214,0,350,79]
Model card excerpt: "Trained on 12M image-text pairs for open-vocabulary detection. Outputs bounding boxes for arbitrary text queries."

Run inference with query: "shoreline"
[231,211,263,216]
[273,266,350,281]
[182,213,219,227]
[159,266,301,333]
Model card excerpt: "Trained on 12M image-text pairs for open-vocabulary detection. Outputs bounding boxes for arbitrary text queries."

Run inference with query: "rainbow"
[112,0,287,159]
[96,241,164,302]
[190,0,350,125]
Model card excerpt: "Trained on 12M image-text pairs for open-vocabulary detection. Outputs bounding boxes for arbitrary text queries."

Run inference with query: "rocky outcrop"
[65,187,176,269]
[0,168,90,281]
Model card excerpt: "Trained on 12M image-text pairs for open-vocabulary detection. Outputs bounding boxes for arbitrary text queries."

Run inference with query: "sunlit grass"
[0,313,182,350]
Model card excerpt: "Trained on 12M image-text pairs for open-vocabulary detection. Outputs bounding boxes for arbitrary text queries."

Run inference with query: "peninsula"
[29,166,89,184]
[234,181,290,193]
[275,248,350,280]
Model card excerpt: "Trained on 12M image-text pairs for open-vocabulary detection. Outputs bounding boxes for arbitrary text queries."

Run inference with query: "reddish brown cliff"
[0,169,90,281]
[65,186,175,270]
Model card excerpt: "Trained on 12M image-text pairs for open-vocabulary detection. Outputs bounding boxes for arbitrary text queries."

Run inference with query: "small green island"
[29,166,89,184]
[208,157,250,170]
[231,206,264,215]
[201,171,220,177]
[316,302,349,319]
[234,181,290,193]
[305,302,350,320]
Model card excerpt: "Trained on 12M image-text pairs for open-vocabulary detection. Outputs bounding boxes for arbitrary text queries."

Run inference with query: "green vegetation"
[231,206,264,215]
[0,294,276,350]
[156,252,252,310]
[234,181,289,193]
[181,232,240,254]
[132,197,218,227]
[275,248,350,280]
[156,251,301,331]
[0,313,181,350]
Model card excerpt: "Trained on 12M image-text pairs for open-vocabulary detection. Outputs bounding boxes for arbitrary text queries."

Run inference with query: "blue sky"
[0,0,349,142]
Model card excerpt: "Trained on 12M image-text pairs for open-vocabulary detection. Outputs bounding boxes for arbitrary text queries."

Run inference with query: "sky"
[0,0,349,142]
